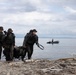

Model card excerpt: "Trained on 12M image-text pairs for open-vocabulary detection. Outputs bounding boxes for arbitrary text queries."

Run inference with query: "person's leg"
[0,46,2,60]
[30,45,33,58]
[10,45,14,61]
[28,45,33,59]
[5,48,10,61]
[21,49,27,61]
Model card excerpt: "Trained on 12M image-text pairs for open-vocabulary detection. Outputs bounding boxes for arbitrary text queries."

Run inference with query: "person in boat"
[52,39,54,43]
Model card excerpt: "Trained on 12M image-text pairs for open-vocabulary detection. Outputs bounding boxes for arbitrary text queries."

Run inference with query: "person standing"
[3,28,15,61]
[23,29,39,59]
[0,26,4,60]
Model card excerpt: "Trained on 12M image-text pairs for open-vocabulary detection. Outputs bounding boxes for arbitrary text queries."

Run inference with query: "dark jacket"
[23,33,39,46]
[0,32,4,46]
[3,32,15,46]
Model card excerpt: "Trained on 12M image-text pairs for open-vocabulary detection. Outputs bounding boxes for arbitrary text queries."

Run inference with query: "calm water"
[14,37,76,60]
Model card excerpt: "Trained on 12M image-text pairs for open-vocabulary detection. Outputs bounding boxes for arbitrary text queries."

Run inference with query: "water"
[14,37,76,60]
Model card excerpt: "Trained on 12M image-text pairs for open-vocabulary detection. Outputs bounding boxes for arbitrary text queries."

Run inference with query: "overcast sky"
[0,0,76,37]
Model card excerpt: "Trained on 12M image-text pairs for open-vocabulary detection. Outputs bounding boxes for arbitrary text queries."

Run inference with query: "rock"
[70,63,76,66]
[41,68,62,72]
[7,72,10,75]
[59,63,67,68]
[0,58,76,75]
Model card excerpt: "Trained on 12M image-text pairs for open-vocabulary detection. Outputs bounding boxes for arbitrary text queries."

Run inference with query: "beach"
[0,38,76,75]
[0,58,76,75]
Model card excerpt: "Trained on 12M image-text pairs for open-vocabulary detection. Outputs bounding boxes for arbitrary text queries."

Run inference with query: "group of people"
[0,26,40,62]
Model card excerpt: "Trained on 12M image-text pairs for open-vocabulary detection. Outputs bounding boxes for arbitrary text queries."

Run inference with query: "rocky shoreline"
[0,58,76,75]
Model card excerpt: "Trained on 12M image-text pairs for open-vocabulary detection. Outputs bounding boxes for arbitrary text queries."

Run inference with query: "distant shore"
[0,58,76,75]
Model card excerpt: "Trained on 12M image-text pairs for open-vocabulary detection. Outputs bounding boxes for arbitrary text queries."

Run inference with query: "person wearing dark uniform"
[23,29,39,59]
[0,26,4,60]
[3,28,15,61]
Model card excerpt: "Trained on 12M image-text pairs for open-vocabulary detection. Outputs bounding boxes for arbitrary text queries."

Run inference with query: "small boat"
[47,39,59,44]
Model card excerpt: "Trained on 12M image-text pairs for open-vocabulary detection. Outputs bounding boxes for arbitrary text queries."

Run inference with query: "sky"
[0,0,76,37]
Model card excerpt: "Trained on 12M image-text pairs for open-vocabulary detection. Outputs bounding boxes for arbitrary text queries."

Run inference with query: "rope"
[38,44,44,50]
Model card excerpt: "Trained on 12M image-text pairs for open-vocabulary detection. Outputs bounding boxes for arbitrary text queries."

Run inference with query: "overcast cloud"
[0,0,76,37]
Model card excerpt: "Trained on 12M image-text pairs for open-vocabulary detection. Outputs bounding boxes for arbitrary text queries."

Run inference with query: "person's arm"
[0,32,4,45]
[2,33,6,45]
[35,35,44,50]
[13,33,15,46]
[35,35,39,47]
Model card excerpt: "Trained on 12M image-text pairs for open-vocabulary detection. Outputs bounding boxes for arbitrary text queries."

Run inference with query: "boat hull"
[47,41,59,44]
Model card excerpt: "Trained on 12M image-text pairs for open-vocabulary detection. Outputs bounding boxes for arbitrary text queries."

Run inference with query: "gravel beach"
[0,58,76,75]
